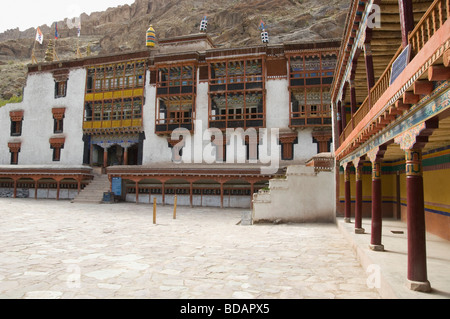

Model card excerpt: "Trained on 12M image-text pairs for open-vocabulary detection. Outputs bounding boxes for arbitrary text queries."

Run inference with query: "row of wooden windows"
[9,143,64,164]
[86,62,146,93]
[84,98,143,122]
[10,116,64,137]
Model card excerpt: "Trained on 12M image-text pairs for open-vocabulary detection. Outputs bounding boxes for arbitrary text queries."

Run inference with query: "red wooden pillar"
[368,145,387,251]
[398,0,414,48]
[34,177,39,200]
[350,80,357,117]
[220,182,224,209]
[135,180,139,204]
[364,43,375,92]
[190,181,193,208]
[56,180,61,201]
[250,182,255,209]
[344,164,352,223]
[370,159,384,251]
[162,182,166,206]
[123,147,129,166]
[340,100,347,130]
[354,158,365,234]
[394,119,437,292]
[13,178,18,199]
[103,147,108,169]
[77,178,82,195]
[405,148,431,291]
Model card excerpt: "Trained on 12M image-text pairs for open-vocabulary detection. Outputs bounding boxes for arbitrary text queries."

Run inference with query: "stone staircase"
[72,174,110,204]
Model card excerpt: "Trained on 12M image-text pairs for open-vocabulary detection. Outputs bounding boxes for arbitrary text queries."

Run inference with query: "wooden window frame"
[52,108,66,134]
[50,138,66,162]
[10,111,24,137]
[8,142,21,165]
[55,80,68,98]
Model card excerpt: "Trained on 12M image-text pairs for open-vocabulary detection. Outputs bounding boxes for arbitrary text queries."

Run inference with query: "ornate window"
[55,81,67,98]
[52,108,66,134]
[8,142,21,165]
[50,138,65,162]
[10,111,24,137]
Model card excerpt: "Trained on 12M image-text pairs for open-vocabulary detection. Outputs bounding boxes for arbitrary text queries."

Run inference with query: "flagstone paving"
[0,198,380,299]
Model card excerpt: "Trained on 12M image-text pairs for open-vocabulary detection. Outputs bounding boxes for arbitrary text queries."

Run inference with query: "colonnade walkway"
[337,217,450,299]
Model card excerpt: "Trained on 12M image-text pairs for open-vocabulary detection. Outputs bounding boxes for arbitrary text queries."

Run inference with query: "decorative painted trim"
[335,0,372,104]
[8,142,22,153]
[91,134,139,149]
[9,110,24,122]
[52,107,66,120]
[394,122,426,150]
[367,146,380,163]
[339,83,450,166]
[336,23,450,162]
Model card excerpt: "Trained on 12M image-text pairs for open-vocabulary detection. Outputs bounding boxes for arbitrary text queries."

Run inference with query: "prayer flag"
[259,20,266,31]
[35,27,44,44]
[55,22,59,39]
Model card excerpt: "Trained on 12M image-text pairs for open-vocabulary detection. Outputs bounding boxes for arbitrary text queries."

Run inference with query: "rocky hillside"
[0,0,349,101]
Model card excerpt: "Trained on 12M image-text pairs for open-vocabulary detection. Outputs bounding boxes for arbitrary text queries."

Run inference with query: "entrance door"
[127,144,139,166]
[108,145,124,166]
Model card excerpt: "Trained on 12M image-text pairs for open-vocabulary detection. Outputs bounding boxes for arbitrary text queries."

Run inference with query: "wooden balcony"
[209,113,265,131]
[337,0,449,159]
[290,105,332,127]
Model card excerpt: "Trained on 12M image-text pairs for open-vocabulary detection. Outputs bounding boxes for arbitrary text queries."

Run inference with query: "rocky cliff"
[0,0,349,100]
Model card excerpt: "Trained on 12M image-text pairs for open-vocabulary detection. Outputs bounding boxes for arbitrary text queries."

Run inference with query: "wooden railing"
[338,0,449,147]
[409,0,449,55]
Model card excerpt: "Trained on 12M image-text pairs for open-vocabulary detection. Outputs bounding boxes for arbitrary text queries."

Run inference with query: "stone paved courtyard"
[0,198,380,299]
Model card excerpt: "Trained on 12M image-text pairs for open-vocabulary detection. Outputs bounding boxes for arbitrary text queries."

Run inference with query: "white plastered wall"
[0,68,86,165]
[142,70,173,164]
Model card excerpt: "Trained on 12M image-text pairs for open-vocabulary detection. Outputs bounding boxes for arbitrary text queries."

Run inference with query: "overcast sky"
[0,0,135,33]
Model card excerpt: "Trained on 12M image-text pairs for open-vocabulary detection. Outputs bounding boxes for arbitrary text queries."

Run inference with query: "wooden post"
[123,147,129,166]
[189,182,193,208]
[250,182,255,209]
[162,182,166,206]
[135,181,139,204]
[173,195,177,220]
[398,0,415,48]
[340,100,347,131]
[56,180,61,201]
[35,179,39,200]
[394,119,437,292]
[367,145,387,251]
[364,43,375,92]
[370,159,384,251]
[220,182,224,209]
[103,147,108,170]
[354,159,365,234]
[13,179,18,199]
[344,165,352,223]
[153,198,157,224]
[405,148,431,292]
[350,80,357,117]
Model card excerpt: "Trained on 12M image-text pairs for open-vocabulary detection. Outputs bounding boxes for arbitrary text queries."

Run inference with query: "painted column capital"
[405,149,423,177]
[394,122,426,150]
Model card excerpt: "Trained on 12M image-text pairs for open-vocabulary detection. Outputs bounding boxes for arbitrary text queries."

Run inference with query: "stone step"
[72,174,111,203]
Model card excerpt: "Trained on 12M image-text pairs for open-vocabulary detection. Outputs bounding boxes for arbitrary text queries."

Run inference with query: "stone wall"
[252,165,336,223]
